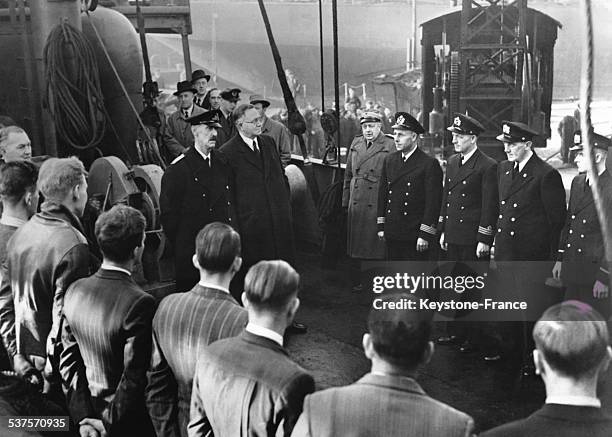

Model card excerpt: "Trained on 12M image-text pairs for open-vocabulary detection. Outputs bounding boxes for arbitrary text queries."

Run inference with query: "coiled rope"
[580,0,612,291]
[43,21,106,150]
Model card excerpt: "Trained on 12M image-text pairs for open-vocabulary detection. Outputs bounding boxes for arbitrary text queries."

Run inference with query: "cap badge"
[396,115,406,125]
[503,124,511,134]
[454,116,461,126]
[574,134,581,144]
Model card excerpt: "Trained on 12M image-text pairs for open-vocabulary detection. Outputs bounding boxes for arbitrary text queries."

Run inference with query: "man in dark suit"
[437,114,498,352]
[493,121,567,371]
[146,222,247,437]
[214,88,241,147]
[553,131,612,319]
[60,205,156,437]
[191,69,210,109]
[482,300,612,437]
[163,81,207,161]
[291,294,474,437]
[189,260,315,437]
[377,112,443,260]
[219,104,295,294]
[160,111,237,292]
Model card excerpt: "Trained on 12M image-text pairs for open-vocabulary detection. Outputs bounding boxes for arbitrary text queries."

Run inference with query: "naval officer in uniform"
[377,112,443,260]
[342,111,395,292]
[553,131,612,318]
[437,113,498,351]
[492,120,566,373]
[160,111,237,292]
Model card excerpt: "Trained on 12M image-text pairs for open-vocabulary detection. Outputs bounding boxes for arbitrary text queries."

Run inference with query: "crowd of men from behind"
[0,68,610,436]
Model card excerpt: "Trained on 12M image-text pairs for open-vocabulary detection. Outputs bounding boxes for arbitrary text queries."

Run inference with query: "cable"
[43,21,106,151]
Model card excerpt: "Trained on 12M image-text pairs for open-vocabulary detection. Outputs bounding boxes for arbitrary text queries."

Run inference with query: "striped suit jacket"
[145,285,247,437]
[60,268,156,436]
[291,373,474,437]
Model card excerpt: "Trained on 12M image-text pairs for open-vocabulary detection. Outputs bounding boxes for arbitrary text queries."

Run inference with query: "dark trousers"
[444,244,486,345]
[386,240,429,261]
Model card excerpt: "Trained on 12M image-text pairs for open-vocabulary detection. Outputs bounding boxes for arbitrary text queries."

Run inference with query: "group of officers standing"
[342,109,612,373]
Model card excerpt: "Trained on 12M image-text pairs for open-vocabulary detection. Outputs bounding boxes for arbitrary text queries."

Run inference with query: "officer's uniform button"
[569,230,573,234]
[462,194,466,197]
[447,203,450,207]
[226,185,229,189]
[459,219,463,223]
[462,181,466,185]
[511,217,515,222]
[389,190,392,194]
[581,234,584,238]
[513,203,517,207]
[498,228,502,232]
[404,212,407,215]
[448,191,452,195]
[499,214,502,219]
[388,209,391,213]
[501,201,506,205]
[461,206,465,210]
[578,248,582,253]
[567,243,571,248]
[571,215,576,219]
[404,202,407,206]
[195,178,198,182]
[510,231,514,236]
[583,219,587,224]
[407,183,411,186]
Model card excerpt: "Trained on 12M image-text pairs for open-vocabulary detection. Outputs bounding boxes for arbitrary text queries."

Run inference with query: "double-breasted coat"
[342,133,395,259]
[160,147,237,291]
[558,170,612,285]
[220,134,295,266]
[439,149,498,246]
[377,148,443,243]
[494,154,566,261]
[163,106,207,160]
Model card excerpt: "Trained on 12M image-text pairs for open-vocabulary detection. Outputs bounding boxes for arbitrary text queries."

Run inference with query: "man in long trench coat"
[342,111,395,292]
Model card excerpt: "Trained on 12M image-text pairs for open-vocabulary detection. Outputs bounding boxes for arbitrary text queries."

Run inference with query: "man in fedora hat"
[552,131,612,318]
[160,110,237,292]
[377,112,443,261]
[192,69,211,109]
[250,94,292,167]
[215,88,241,147]
[163,81,206,161]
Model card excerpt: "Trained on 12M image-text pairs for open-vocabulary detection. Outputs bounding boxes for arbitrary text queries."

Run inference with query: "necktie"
[203,157,210,167]
[512,163,519,179]
[459,155,464,166]
[183,110,189,118]
[367,141,372,149]
[253,138,259,155]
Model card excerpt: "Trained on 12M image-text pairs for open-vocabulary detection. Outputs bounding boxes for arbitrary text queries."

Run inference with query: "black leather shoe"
[436,335,459,345]
[483,353,502,362]
[286,321,307,335]
[459,341,477,353]
[351,284,363,293]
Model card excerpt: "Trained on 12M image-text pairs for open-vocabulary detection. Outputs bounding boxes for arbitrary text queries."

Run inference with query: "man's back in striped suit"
[146,284,247,437]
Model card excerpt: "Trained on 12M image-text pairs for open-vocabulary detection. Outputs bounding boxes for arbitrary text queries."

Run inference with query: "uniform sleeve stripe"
[478,226,494,236]
[558,250,564,253]
[420,224,437,235]
[377,217,385,224]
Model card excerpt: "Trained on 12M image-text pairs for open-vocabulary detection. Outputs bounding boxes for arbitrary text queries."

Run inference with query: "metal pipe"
[29,0,81,156]
[181,29,192,80]
[318,0,325,111]
[332,0,340,169]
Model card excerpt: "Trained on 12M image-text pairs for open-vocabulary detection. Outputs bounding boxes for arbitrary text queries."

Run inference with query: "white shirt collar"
[0,214,27,228]
[101,262,132,276]
[245,322,284,347]
[239,132,257,152]
[402,146,418,162]
[461,147,477,163]
[182,105,194,117]
[546,395,601,408]
[517,149,533,172]
[197,280,230,294]
[194,146,210,162]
